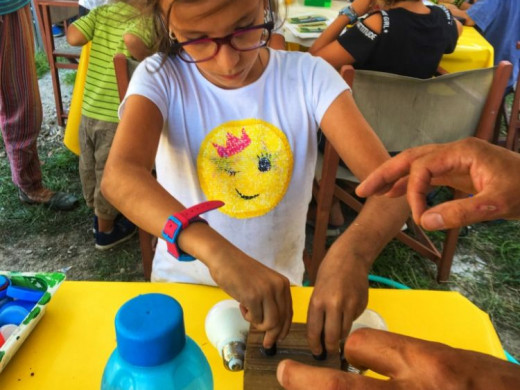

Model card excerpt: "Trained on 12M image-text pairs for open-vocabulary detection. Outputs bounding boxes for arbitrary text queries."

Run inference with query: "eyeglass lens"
[178,26,270,63]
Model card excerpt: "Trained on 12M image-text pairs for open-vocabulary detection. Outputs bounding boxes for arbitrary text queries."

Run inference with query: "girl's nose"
[215,43,240,70]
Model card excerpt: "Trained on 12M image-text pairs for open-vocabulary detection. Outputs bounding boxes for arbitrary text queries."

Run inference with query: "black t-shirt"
[337,6,459,79]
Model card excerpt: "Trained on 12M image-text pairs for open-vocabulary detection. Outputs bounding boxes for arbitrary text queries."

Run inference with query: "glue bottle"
[101,293,213,390]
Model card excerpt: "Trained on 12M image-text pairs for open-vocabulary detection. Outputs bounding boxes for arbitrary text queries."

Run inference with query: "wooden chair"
[113,53,154,281]
[309,61,513,284]
[505,42,520,152]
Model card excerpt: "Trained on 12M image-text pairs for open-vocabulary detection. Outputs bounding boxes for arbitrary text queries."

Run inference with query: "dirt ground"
[0,70,145,282]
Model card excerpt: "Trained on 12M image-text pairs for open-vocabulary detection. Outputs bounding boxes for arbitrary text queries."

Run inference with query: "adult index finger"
[277,359,391,390]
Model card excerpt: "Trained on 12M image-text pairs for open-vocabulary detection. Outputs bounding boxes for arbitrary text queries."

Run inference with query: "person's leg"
[91,119,135,249]
[0,5,43,194]
[0,5,77,210]
[92,120,119,230]
[79,115,97,206]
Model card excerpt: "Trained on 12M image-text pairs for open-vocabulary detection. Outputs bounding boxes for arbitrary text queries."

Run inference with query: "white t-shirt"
[121,49,348,285]
[78,0,109,10]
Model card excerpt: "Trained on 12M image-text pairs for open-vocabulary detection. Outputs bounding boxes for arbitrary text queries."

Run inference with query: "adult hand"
[277,328,520,389]
[306,247,369,357]
[209,253,292,349]
[355,138,520,231]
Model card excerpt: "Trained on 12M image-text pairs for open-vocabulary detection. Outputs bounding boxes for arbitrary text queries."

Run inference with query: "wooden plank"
[244,323,341,390]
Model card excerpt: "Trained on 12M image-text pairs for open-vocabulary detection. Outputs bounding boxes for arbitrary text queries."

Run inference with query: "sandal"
[18,188,78,211]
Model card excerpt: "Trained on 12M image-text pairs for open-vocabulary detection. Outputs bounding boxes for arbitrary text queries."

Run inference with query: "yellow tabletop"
[439,26,494,73]
[284,2,494,72]
[0,281,505,389]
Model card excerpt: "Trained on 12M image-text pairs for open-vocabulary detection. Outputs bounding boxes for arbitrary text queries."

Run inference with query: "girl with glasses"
[102,0,410,357]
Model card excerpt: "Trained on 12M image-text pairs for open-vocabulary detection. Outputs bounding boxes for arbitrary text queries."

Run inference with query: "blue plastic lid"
[0,276,9,299]
[115,293,186,367]
[0,302,29,326]
[6,285,45,303]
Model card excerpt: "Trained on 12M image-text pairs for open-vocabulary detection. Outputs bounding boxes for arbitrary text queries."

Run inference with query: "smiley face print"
[197,119,293,218]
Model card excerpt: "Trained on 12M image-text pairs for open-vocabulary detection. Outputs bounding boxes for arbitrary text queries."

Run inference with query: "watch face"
[198,118,293,219]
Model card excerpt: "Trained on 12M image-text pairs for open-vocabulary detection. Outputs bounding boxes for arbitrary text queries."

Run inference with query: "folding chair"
[113,53,154,281]
[505,42,520,152]
[310,61,513,284]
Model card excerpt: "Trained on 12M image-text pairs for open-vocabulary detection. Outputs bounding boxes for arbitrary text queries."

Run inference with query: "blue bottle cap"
[0,302,29,326]
[115,293,186,367]
[6,285,45,303]
[0,276,9,299]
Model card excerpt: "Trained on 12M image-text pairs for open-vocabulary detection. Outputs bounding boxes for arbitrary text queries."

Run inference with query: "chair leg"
[138,228,154,281]
[436,227,461,282]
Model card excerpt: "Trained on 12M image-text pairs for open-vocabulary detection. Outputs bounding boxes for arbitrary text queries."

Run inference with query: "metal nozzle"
[222,341,246,371]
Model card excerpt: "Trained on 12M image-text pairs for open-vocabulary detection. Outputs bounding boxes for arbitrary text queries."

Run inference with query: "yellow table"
[439,26,494,72]
[0,282,505,389]
[284,1,494,72]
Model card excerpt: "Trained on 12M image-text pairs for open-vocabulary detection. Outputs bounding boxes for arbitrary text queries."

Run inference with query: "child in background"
[101,0,410,355]
[309,0,461,228]
[309,0,462,78]
[67,1,155,250]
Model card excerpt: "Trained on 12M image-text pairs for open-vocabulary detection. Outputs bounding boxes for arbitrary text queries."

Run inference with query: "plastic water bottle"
[101,293,213,390]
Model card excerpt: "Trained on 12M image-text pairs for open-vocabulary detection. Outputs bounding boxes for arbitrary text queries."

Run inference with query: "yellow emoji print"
[198,119,293,218]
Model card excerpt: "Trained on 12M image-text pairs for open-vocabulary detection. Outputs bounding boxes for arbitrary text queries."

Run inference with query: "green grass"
[35,49,76,84]
[35,50,50,78]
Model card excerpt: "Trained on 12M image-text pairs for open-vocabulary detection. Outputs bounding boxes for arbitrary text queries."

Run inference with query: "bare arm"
[306,91,410,356]
[442,3,475,26]
[123,33,153,61]
[66,24,89,46]
[309,11,382,69]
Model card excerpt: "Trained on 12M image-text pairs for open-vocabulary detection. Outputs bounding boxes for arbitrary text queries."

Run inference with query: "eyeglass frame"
[169,14,275,63]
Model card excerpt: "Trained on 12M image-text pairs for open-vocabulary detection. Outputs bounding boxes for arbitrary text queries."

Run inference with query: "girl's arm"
[123,33,153,61]
[306,91,410,356]
[101,94,292,349]
[66,24,89,46]
[309,11,382,69]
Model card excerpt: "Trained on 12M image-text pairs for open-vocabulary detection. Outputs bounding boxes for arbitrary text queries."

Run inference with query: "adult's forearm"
[332,195,410,269]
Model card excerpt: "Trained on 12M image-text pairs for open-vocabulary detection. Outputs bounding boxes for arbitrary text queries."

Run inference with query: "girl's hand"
[210,255,293,349]
[306,248,369,357]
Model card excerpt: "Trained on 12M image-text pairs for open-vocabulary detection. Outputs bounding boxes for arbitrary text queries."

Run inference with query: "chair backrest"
[310,62,513,285]
[342,62,512,153]
[113,53,139,101]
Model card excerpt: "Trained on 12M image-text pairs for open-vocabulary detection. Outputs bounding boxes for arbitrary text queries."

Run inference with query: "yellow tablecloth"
[0,282,505,389]
[439,26,494,73]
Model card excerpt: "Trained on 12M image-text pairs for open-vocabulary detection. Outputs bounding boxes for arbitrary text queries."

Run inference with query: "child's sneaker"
[52,24,64,37]
[95,215,136,250]
[93,215,98,237]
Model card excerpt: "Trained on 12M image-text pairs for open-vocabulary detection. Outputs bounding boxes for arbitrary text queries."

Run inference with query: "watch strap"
[162,200,224,261]
[339,4,359,23]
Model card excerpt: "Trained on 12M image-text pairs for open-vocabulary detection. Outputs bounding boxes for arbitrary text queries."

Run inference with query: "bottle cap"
[0,276,9,299]
[0,323,18,340]
[6,285,45,303]
[0,303,29,326]
[115,293,186,366]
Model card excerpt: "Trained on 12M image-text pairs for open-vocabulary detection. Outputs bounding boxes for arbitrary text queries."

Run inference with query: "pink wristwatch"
[162,200,224,261]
